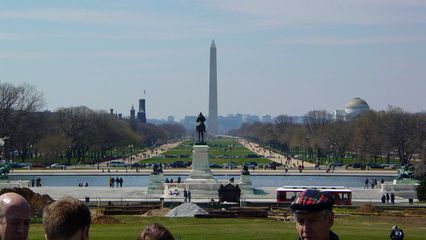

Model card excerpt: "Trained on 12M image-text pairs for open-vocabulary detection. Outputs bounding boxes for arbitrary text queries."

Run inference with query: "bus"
[276,186,352,205]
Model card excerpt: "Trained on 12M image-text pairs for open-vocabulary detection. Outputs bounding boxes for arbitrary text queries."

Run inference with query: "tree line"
[0,82,186,164]
[230,108,425,177]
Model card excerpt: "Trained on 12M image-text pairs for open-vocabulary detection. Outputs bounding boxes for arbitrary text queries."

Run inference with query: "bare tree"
[352,111,383,164]
[382,107,422,165]
[36,134,72,162]
[0,83,44,159]
[303,110,332,134]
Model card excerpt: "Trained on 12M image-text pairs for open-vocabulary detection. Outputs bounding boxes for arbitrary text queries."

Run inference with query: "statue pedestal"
[188,145,214,180]
[184,145,219,198]
[146,173,164,194]
[239,174,254,195]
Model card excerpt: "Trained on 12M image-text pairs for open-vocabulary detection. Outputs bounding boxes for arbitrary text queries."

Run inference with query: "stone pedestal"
[146,173,164,194]
[239,174,254,195]
[188,145,214,180]
[184,145,219,198]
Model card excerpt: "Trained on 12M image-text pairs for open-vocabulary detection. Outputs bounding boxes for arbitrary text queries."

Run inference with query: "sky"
[1,0,425,120]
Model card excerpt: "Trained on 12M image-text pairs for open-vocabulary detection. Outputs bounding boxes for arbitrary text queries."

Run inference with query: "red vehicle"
[276,186,352,205]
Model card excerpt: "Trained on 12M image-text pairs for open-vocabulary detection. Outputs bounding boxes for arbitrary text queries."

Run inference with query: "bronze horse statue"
[196,112,206,143]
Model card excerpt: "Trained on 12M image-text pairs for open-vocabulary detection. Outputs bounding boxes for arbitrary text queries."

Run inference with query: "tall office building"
[130,105,136,121]
[208,40,218,135]
[137,99,147,123]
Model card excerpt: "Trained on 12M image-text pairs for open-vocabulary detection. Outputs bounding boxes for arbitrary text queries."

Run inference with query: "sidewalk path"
[238,139,315,167]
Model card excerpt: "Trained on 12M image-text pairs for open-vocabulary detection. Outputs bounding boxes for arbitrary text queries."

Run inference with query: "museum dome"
[344,98,369,115]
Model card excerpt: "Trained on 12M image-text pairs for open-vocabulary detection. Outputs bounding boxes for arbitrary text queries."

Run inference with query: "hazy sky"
[1,0,425,120]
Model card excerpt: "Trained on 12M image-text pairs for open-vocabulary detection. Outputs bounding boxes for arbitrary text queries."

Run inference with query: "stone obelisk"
[208,40,218,135]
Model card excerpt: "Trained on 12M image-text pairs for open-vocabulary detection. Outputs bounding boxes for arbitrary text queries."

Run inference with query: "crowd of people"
[0,190,404,240]
[381,192,396,205]
[31,177,42,187]
[108,176,124,188]
[364,177,384,189]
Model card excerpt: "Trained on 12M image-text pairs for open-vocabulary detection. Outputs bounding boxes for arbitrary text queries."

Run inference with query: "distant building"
[137,99,147,123]
[261,114,272,123]
[130,105,136,121]
[333,97,370,121]
[167,115,175,123]
[219,114,243,133]
[181,115,197,131]
[242,114,260,124]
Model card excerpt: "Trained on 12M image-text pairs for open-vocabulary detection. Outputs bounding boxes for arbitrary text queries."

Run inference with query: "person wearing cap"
[290,189,339,240]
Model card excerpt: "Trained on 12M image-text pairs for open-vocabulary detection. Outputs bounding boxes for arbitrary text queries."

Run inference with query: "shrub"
[416,177,426,201]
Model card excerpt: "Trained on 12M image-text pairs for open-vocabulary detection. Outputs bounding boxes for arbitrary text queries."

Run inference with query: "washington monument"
[208,40,218,135]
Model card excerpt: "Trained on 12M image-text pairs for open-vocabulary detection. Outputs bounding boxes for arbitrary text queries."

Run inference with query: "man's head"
[0,192,31,240]
[43,197,91,240]
[138,223,174,240]
[290,189,335,240]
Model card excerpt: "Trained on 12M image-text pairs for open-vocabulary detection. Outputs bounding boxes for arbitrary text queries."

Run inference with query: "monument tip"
[210,39,216,48]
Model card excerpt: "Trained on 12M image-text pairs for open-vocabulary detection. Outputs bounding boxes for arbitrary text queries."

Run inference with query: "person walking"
[386,193,390,204]
[110,177,115,188]
[187,190,191,202]
[390,192,395,205]
[364,178,369,189]
[381,194,386,204]
[183,189,188,202]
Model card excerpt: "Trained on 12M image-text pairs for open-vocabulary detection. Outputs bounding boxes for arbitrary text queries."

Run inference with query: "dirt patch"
[403,208,426,216]
[92,215,122,224]
[142,208,171,217]
[357,203,383,213]
[0,187,54,217]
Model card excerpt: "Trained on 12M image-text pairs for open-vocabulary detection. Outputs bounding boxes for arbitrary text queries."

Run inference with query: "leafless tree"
[382,107,422,165]
[0,83,44,159]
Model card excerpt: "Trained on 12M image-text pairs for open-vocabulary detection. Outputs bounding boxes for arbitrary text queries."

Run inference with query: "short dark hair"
[43,196,91,239]
[139,223,174,240]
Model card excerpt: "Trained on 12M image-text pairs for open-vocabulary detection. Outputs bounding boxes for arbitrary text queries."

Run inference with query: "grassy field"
[28,215,426,240]
[143,138,273,165]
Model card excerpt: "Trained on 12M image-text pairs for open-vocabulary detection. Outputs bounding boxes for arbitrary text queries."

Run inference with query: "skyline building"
[130,105,135,121]
[208,40,218,135]
[137,99,147,123]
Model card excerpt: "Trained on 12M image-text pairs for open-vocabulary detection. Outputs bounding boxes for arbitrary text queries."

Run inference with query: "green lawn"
[28,215,426,240]
[143,138,273,166]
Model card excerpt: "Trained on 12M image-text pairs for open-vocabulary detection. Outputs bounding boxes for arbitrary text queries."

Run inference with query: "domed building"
[333,98,370,121]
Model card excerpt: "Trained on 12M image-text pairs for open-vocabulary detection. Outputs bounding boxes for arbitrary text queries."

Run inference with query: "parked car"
[222,162,237,169]
[249,161,258,167]
[209,163,223,169]
[380,163,399,169]
[169,161,187,168]
[328,161,344,167]
[351,162,364,169]
[108,161,128,168]
[10,162,31,168]
[366,163,384,169]
[131,162,143,168]
[31,163,47,168]
[50,163,66,169]
[243,162,256,169]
